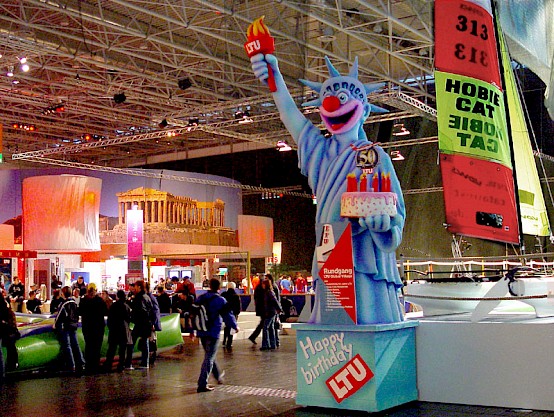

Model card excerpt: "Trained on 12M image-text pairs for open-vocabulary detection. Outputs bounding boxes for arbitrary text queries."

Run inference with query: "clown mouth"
[324,107,356,131]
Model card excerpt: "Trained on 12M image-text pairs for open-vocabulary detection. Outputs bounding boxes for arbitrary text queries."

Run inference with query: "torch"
[244,16,276,92]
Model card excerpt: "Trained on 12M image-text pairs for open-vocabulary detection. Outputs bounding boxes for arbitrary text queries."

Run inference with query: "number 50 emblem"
[356,147,379,171]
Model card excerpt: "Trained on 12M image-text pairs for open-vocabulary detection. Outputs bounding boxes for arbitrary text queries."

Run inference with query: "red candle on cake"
[359,173,368,192]
[347,173,357,192]
[244,16,277,92]
[372,173,379,192]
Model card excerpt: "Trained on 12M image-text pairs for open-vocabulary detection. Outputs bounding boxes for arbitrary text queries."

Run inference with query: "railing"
[399,255,554,281]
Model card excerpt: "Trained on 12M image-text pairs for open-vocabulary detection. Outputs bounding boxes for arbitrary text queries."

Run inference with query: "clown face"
[319,76,370,135]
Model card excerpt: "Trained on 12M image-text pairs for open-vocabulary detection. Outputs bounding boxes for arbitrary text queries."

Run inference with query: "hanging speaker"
[178,78,192,90]
[113,93,126,104]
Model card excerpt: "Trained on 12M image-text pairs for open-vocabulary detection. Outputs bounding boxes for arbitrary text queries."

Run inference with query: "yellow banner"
[499,27,551,236]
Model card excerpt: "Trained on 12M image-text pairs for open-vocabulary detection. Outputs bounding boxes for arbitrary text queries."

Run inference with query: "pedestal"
[415,314,554,411]
[295,321,418,413]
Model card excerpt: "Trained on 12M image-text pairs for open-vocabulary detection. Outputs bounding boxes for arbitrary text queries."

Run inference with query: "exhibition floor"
[1,313,554,417]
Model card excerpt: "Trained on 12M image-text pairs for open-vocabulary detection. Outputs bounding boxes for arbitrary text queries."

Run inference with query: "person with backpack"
[54,286,85,374]
[195,278,239,393]
[127,280,154,369]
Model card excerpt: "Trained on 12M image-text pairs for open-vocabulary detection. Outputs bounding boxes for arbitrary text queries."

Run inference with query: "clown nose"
[322,96,341,112]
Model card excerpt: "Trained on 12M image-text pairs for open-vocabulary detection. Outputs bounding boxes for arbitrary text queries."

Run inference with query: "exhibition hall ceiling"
[0,0,435,170]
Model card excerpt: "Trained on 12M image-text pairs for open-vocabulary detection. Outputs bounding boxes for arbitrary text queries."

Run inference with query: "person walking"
[128,280,154,369]
[221,282,241,351]
[79,283,108,374]
[104,290,133,372]
[196,278,239,393]
[248,278,265,344]
[260,278,282,351]
[266,274,282,348]
[54,286,85,374]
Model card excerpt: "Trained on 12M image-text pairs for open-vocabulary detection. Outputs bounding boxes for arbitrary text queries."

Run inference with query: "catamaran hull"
[405,281,496,316]
[404,278,554,319]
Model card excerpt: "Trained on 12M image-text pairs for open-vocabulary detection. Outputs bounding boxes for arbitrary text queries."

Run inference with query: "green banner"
[436,71,512,168]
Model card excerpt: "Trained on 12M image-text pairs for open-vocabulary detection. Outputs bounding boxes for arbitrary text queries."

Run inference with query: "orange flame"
[246,16,271,39]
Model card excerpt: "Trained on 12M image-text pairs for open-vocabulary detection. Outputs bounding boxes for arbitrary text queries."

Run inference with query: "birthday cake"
[341,192,397,218]
[340,172,397,218]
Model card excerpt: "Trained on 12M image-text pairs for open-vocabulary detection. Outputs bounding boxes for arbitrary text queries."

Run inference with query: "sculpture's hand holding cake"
[249,37,406,324]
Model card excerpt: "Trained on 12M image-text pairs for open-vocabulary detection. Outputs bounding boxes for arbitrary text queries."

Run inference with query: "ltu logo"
[245,40,261,55]
[325,354,373,403]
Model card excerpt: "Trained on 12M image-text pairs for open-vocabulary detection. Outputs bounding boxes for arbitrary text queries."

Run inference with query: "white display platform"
[412,313,554,411]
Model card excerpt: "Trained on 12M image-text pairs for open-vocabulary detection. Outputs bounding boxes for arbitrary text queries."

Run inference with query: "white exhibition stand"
[413,313,554,411]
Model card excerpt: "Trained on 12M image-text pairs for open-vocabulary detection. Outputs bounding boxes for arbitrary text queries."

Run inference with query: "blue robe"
[297,122,406,324]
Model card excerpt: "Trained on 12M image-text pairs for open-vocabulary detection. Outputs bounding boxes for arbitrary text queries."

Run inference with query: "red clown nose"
[322,96,341,112]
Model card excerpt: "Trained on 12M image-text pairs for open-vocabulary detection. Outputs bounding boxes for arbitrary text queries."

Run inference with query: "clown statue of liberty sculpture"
[250,53,406,325]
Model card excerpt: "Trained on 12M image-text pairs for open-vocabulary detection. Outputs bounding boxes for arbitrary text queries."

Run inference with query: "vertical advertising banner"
[127,209,144,273]
[435,0,521,244]
[434,0,500,87]
[315,222,357,325]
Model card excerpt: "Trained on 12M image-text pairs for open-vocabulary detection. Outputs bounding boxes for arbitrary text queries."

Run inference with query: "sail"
[498,23,551,237]
[497,0,554,121]
[434,0,520,244]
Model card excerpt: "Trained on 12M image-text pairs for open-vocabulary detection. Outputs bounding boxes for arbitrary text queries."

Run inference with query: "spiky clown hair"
[299,56,388,113]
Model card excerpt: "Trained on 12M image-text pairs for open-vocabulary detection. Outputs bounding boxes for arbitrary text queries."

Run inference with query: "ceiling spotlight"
[318,26,335,42]
[21,63,30,72]
[390,150,405,161]
[12,123,36,131]
[158,119,168,128]
[320,129,332,138]
[7,66,14,77]
[19,57,27,64]
[277,140,292,152]
[236,110,253,124]
[178,77,192,90]
[113,93,126,104]
[42,103,66,115]
[392,123,410,136]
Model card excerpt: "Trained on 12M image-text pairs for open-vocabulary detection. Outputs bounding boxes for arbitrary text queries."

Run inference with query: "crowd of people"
[242,271,310,295]
[0,277,163,383]
[0,273,300,392]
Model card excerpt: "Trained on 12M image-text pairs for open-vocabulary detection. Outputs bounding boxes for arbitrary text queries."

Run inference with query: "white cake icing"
[340,192,397,218]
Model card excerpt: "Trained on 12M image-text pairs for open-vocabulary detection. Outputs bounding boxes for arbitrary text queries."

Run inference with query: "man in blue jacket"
[196,278,239,393]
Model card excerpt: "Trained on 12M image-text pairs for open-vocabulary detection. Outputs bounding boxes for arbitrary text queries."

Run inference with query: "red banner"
[440,153,519,243]
[435,0,501,87]
[319,223,357,323]
[0,250,37,258]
